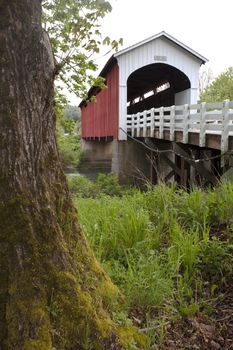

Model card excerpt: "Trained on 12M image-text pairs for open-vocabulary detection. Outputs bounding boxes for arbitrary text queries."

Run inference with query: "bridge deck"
[126,100,233,152]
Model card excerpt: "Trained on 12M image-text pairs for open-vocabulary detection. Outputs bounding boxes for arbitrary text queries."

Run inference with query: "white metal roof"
[114,31,208,64]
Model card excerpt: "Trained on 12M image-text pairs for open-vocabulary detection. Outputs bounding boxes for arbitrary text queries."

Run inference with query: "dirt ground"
[161,285,233,349]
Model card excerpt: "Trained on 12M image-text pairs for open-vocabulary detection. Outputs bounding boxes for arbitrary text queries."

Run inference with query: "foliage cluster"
[74,181,233,347]
[68,173,125,197]
[200,66,233,102]
[56,101,81,167]
[64,104,81,121]
[57,132,81,166]
[42,0,122,100]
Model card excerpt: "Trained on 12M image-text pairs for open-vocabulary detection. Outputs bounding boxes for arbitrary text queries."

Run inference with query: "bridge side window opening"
[127,63,191,115]
[127,81,171,107]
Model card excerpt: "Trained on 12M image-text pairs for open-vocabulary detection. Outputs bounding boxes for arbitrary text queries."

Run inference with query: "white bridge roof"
[114,31,208,64]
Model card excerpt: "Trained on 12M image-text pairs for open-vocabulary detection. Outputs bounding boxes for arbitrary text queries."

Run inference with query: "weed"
[208,181,233,225]
[178,302,199,317]
[47,288,62,319]
[74,181,233,348]
[198,237,233,284]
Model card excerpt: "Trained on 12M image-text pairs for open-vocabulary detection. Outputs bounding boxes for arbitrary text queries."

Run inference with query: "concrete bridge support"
[78,139,113,180]
[80,139,154,185]
[80,138,224,187]
[111,140,152,185]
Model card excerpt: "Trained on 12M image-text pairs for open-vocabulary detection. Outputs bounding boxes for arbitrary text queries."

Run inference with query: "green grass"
[68,173,126,198]
[72,179,233,346]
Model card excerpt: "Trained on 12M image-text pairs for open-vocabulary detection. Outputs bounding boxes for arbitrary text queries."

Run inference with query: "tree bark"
[0,1,145,349]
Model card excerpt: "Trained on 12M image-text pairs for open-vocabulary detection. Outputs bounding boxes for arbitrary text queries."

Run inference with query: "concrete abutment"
[80,138,223,187]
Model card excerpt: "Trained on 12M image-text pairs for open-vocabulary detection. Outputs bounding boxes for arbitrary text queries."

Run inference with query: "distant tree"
[200,67,233,102]
[56,105,81,167]
[199,67,213,95]
[64,105,81,121]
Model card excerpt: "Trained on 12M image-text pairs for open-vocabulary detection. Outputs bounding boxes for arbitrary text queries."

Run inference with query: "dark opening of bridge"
[127,63,191,114]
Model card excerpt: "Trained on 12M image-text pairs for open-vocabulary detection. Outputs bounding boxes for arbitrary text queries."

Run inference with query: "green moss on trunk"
[0,195,146,349]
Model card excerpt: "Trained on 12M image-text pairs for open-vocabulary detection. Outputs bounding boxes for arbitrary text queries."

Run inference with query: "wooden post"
[182,104,189,143]
[174,142,218,186]
[143,110,147,137]
[136,112,140,137]
[221,99,230,153]
[199,102,206,147]
[159,106,164,139]
[180,157,187,187]
[170,105,175,141]
[150,108,155,138]
[130,115,134,137]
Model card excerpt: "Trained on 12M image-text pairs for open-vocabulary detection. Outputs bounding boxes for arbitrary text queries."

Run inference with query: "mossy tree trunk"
[0,1,144,349]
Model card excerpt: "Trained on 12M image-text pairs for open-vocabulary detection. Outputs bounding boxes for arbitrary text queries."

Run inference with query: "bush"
[56,101,81,167]
[58,133,81,166]
[67,175,100,198]
[68,173,126,198]
[96,173,123,196]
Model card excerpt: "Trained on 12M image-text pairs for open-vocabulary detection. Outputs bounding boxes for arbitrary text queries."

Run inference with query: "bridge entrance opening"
[127,63,191,114]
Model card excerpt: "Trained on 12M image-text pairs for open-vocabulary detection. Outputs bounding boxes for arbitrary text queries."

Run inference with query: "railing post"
[143,110,147,137]
[130,115,134,137]
[170,105,175,141]
[182,104,189,143]
[159,106,164,139]
[150,108,155,138]
[136,112,140,137]
[199,102,206,147]
[221,99,230,152]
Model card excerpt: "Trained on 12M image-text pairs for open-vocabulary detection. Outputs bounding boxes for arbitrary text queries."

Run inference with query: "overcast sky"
[69,0,233,104]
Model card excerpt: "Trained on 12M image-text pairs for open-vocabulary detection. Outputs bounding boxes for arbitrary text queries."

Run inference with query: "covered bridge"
[80,31,207,140]
[79,32,232,186]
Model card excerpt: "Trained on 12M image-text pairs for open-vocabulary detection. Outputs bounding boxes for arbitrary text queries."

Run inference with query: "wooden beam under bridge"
[145,138,181,180]
[145,138,219,186]
[173,143,219,186]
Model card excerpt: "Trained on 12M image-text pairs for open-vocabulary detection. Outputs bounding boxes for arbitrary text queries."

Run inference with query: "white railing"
[126,100,233,152]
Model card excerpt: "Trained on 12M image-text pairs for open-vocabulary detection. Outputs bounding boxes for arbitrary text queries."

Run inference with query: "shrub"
[58,132,81,166]
[67,175,100,198]
[68,173,127,198]
[96,173,124,196]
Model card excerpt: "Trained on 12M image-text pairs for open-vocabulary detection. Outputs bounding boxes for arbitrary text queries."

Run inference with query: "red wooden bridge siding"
[81,63,119,139]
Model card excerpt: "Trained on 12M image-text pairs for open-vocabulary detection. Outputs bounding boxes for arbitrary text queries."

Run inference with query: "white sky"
[69,0,233,104]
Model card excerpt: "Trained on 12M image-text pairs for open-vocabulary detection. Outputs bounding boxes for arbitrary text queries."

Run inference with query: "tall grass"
[73,179,233,344]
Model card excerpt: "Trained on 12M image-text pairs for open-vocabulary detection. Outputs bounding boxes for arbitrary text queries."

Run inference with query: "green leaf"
[42,0,121,99]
